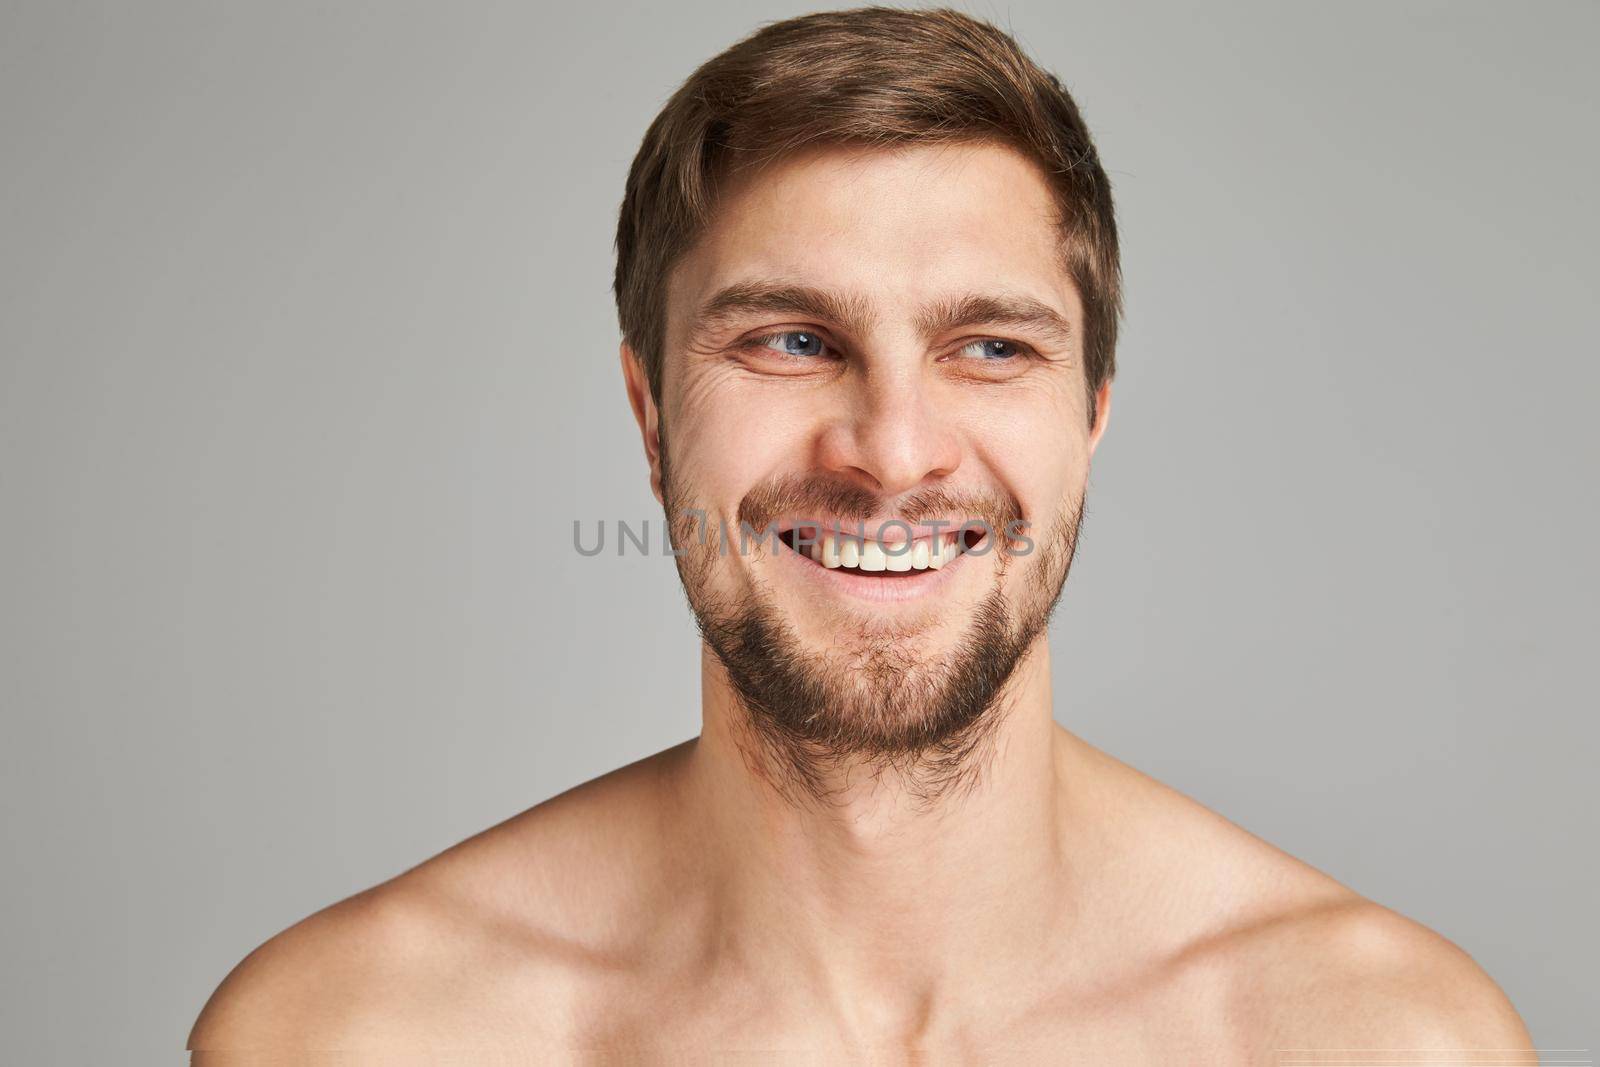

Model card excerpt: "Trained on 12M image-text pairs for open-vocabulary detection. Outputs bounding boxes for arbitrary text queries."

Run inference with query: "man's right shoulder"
[186,878,559,1057]
[189,747,690,1059]
[187,884,407,1054]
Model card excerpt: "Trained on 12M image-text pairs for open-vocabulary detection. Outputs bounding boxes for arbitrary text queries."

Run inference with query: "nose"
[815,362,962,496]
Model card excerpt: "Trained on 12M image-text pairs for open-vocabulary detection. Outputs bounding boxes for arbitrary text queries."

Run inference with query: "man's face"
[627,140,1109,774]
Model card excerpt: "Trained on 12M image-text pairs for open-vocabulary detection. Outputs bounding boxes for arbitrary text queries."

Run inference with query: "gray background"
[1,0,1594,1061]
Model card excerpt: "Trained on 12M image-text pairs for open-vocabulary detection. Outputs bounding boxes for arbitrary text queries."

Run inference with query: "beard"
[660,446,1085,808]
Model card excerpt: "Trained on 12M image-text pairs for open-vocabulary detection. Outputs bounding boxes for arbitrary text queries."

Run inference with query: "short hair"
[612,6,1121,428]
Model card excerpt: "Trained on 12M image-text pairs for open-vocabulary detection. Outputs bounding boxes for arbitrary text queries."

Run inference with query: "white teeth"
[822,536,842,569]
[858,540,888,572]
[839,537,860,568]
[806,532,966,573]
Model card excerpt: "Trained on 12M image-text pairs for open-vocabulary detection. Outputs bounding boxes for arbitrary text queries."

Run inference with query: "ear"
[619,341,665,505]
[1087,380,1112,458]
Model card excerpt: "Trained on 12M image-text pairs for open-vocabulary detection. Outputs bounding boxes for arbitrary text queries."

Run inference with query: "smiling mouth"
[775,527,986,576]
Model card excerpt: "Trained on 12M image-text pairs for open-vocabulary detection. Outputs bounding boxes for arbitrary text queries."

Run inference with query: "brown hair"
[612,6,1121,427]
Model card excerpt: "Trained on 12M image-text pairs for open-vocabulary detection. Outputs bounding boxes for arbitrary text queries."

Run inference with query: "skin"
[189,142,1533,1063]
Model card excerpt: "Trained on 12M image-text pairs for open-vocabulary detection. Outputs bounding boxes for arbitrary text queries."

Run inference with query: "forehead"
[665,140,1081,346]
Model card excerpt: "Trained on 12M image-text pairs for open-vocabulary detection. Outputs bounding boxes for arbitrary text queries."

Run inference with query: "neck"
[680,633,1077,1041]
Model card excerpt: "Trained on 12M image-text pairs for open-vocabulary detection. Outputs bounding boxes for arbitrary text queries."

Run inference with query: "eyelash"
[740,330,1038,363]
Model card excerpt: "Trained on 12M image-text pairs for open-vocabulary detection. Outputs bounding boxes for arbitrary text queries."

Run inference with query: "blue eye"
[758,331,826,358]
[961,339,1024,360]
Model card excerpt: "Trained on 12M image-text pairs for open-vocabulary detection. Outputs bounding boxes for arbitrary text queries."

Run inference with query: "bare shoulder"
[186,879,518,1059]
[1239,896,1533,1051]
[188,741,693,1059]
[1063,733,1531,1053]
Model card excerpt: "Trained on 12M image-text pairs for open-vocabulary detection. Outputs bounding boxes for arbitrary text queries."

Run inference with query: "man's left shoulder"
[1236,896,1533,1049]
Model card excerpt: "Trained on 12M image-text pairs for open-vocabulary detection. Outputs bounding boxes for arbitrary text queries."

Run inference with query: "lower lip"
[774,540,975,603]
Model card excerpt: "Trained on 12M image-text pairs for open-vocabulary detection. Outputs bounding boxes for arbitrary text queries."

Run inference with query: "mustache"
[737,473,1024,539]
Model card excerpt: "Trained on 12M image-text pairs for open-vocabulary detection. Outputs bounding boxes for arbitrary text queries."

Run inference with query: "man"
[191,8,1532,1060]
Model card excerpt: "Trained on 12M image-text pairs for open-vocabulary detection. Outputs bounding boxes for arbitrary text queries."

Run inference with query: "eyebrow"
[686,280,1073,349]
[913,292,1074,349]
[689,281,879,342]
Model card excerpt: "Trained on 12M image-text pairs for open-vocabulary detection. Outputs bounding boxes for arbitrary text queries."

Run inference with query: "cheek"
[964,388,1091,510]
[666,374,818,509]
